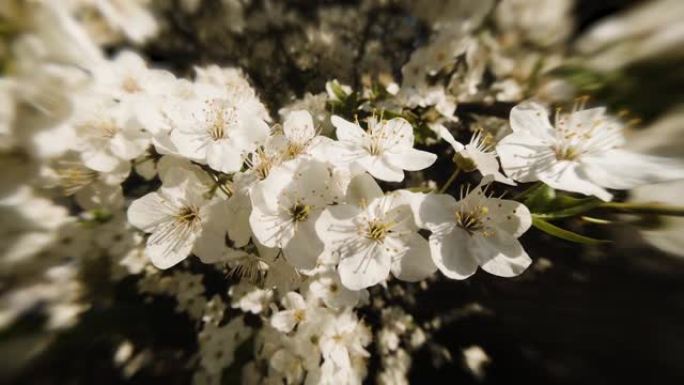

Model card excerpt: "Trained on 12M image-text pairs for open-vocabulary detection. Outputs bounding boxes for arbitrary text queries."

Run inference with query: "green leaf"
[523,183,556,212]
[520,184,602,219]
[328,80,350,101]
[534,196,602,219]
[532,216,609,245]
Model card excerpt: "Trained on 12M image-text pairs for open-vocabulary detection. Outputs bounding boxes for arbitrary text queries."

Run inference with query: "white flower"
[270,292,309,333]
[438,128,515,185]
[71,95,149,172]
[126,168,223,269]
[275,110,334,161]
[270,348,306,385]
[250,159,337,270]
[331,115,436,182]
[630,180,684,258]
[307,268,368,309]
[0,80,15,147]
[94,51,175,102]
[223,171,256,248]
[23,1,103,67]
[316,173,436,290]
[90,0,159,44]
[167,91,270,173]
[418,178,532,279]
[229,283,274,314]
[46,156,128,210]
[319,310,370,376]
[462,345,491,380]
[194,65,270,123]
[497,101,684,201]
[198,317,252,375]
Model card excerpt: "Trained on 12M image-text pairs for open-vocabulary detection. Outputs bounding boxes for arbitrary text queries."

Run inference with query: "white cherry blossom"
[318,309,371,382]
[93,50,176,105]
[167,88,270,173]
[270,292,309,333]
[497,101,684,200]
[306,267,368,309]
[249,159,337,271]
[127,168,225,269]
[88,0,159,44]
[194,65,271,123]
[418,178,532,279]
[274,110,334,161]
[71,95,149,173]
[316,173,436,290]
[330,115,436,182]
[439,128,515,185]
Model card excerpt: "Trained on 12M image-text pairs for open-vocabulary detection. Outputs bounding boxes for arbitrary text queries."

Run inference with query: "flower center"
[98,121,119,139]
[368,138,383,156]
[56,165,99,195]
[553,144,579,161]
[365,219,391,242]
[294,309,306,322]
[176,205,201,225]
[121,76,142,93]
[455,206,489,235]
[289,203,310,222]
[247,147,278,180]
[206,102,237,141]
[286,142,306,159]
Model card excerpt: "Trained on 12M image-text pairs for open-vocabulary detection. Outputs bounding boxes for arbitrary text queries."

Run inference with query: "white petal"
[110,131,148,160]
[206,141,244,173]
[416,193,458,230]
[509,101,555,139]
[282,292,306,310]
[169,129,208,162]
[283,110,315,144]
[250,160,297,212]
[429,229,478,280]
[271,310,298,333]
[472,233,531,278]
[338,240,392,290]
[582,149,684,190]
[81,149,123,173]
[390,233,437,282]
[127,192,175,232]
[538,160,613,201]
[291,159,335,208]
[566,107,607,132]
[315,204,362,246]
[496,132,554,183]
[384,148,437,171]
[283,216,324,271]
[428,122,464,151]
[235,114,270,148]
[345,173,383,206]
[192,203,229,263]
[357,155,404,182]
[249,206,294,248]
[145,230,196,269]
[463,146,515,185]
[379,118,414,150]
[483,198,532,238]
[332,115,366,143]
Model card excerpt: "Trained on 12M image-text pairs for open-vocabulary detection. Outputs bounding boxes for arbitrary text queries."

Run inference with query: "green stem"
[601,202,684,217]
[439,168,461,194]
[512,181,543,201]
[581,216,612,225]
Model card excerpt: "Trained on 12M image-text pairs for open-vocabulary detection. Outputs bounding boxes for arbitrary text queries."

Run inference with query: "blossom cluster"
[2,1,684,384]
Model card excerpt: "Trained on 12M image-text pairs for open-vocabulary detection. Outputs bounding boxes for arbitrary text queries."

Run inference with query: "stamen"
[289,203,311,222]
[56,165,99,195]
